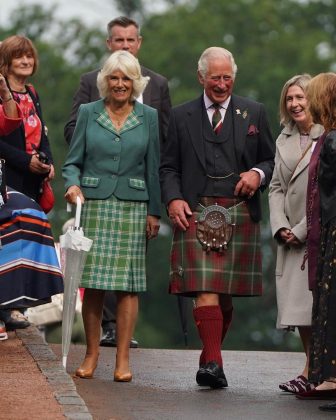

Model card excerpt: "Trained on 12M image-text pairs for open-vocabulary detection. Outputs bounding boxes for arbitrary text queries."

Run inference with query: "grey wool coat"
[269,123,324,329]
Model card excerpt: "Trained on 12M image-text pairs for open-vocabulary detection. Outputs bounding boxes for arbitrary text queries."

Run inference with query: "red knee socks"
[193,305,223,367]
[196,305,233,366]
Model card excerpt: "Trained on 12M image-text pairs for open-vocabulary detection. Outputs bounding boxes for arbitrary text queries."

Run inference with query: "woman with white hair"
[63,50,161,381]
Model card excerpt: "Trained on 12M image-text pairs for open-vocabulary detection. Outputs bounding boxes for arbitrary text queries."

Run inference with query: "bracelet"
[1,92,13,103]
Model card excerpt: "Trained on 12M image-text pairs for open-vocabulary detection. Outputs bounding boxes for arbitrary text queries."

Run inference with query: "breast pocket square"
[247,124,259,135]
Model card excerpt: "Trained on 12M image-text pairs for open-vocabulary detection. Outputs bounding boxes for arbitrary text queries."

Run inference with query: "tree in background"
[1,4,107,237]
[138,0,336,350]
[140,0,336,133]
[1,0,336,350]
[114,0,144,18]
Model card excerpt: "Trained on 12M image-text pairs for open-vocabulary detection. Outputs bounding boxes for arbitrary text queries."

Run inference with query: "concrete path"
[1,326,334,420]
[51,344,334,420]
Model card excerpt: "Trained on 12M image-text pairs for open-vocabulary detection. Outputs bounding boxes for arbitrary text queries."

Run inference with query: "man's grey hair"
[198,47,238,79]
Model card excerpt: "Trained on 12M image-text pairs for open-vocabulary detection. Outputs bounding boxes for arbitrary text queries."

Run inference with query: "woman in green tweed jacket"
[63,51,161,382]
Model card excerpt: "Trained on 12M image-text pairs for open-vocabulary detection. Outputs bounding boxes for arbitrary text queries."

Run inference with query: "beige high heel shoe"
[114,371,132,382]
[75,358,98,379]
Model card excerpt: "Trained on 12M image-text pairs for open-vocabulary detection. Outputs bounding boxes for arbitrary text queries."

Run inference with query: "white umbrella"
[60,196,93,369]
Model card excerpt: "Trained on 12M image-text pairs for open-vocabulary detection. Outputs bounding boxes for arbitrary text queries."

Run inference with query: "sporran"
[195,201,244,252]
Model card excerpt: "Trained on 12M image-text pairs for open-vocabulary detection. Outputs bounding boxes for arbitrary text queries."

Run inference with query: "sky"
[0,0,169,28]
[0,0,119,28]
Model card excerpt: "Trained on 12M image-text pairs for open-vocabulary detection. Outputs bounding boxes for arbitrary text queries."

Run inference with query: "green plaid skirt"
[169,198,262,297]
[80,196,147,291]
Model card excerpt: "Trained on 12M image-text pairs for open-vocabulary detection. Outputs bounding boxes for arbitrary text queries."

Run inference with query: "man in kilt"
[160,47,275,388]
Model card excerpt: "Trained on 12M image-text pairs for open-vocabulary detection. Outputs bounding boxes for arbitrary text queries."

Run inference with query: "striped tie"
[212,103,222,134]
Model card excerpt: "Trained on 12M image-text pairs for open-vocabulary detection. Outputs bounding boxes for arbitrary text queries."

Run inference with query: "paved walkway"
[1,326,334,420]
[52,344,334,420]
[0,326,91,420]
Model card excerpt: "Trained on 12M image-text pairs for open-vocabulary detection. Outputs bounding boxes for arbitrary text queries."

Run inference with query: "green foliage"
[6,4,54,39]
[114,0,144,17]
[1,6,106,236]
[140,0,336,134]
[2,0,334,351]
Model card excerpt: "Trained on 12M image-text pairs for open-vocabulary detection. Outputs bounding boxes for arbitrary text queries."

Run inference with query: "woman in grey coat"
[269,74,324,393]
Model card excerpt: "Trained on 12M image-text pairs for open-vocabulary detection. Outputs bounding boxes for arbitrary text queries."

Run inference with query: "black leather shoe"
[100,328,139,348]
[196,364,207,386]
[196,361,228,389]
[130,337,139,348]
[5,317,30,331]
[319,401,336,411]
[0,309,30,331]
[0,310,30,331]
[100,329,117,347]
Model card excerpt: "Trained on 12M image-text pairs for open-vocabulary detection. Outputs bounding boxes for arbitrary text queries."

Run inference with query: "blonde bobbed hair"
[97,50,149,100]
[279,74,312,126]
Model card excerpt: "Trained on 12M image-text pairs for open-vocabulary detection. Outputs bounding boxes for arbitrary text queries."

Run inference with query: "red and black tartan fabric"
[169,197,262,297]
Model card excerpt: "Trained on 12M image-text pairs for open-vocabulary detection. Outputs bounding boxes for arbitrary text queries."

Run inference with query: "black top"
[319,129,336,226]
[0,84,52,200]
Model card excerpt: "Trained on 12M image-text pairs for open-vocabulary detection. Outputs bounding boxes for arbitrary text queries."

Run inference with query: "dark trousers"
[101,291,117,330]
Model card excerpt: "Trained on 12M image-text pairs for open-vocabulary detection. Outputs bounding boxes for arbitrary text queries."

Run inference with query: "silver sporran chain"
[195,200,244,253]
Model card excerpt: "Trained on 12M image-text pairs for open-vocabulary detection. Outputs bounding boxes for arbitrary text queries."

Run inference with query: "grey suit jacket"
[64,66,171,145]
[160,94,275,222]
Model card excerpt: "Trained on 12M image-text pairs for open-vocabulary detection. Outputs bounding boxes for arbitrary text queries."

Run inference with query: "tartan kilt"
[80,195,147,292]
[169,197,262,297]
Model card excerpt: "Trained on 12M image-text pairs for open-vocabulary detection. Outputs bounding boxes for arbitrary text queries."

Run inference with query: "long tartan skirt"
[80,196,147,292]
[169,198,262,297]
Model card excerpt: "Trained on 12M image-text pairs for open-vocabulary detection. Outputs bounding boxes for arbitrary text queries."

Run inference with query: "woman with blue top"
[63,50,161,382]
